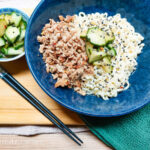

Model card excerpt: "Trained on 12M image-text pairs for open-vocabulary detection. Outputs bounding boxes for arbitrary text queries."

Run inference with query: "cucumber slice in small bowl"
[0,52,5,58]
[0,37,5,47]
[0,47,7,55]
[5,14,12,25]
[20,20,27,29]
[18,29,26,42]
[11,12,22,27]
[0,8,29,62]
[14,40,24,49]
[5,26,20,43]
[1,47,24,56]
[7,47,24,55]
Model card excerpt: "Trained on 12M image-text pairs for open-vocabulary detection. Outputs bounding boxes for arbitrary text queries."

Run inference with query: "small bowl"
[0,8,29,62]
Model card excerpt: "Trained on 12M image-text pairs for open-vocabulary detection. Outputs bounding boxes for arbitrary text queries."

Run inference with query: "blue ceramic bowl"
[0,8,29,62]
[25,0,150,117]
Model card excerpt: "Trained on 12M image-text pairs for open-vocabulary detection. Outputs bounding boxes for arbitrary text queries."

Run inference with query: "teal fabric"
[80,104,150,150]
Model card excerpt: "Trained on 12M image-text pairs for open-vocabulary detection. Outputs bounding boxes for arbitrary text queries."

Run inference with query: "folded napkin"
[80,104,150,150]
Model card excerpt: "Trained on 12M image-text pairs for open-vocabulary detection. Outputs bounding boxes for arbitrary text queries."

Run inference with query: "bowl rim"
[0,8,29,62]
[25,0,150,117]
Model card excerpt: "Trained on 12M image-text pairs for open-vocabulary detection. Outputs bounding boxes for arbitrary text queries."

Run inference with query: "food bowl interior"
[0,8,29,62]
[25,0,150,116]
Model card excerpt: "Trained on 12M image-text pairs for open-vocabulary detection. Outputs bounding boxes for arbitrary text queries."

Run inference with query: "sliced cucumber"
[20,20,27,29]
[5,14,12,25]
[86,27,115,46]
[104,46,109,53]
[86,42,93,57]
[107,43,113,49]
[107,47,117,56]
[11,12,22,27]
[18,29,25,41]
[0,37,5,47]
[0,19,7,37]
[93,56,113,73]
[0,47,7,55]
[89,50,106,63]
[4,43,9,49]
[105,33,115,44]
[3,34,8,40]
[6,47,24,55]
[93,61,102,66]
[0,52,5,58]
[87,27,106,46]
[5,26,20,43]
[0,12,26,59]
[14,41,24,49]
[80,30,87,38]
[1,47,24,55]
[102,57,113,73]
[93,56,111,66]
[103,56,111,65]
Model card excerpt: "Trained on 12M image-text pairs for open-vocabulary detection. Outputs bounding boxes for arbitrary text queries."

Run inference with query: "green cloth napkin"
[80,104,150,150]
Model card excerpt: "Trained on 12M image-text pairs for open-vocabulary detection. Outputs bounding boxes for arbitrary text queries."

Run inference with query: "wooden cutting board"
[0,8,84,125]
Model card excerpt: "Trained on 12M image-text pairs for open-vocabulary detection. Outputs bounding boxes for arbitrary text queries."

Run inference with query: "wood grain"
[0,57,84,125]
[0,132,112,150]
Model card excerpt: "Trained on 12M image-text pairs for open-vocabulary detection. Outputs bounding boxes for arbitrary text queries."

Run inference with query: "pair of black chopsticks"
[0,66,83,146]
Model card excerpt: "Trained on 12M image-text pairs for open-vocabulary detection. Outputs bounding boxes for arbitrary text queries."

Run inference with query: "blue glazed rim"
[0,8,29,62]
[25,0,150,117]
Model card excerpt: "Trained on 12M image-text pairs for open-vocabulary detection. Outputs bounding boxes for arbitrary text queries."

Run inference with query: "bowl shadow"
[0,57,28,75]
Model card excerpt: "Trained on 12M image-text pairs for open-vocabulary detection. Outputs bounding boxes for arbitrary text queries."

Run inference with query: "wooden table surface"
[0,57,84,125]
[0,133,111,150]
[0,0,112,149]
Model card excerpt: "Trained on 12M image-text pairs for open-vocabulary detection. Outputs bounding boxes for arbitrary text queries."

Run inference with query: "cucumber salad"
[0,12,26,58]
[81,27,117,73]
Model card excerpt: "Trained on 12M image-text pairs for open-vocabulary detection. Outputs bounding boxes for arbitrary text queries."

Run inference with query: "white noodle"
[73,12,144,100]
